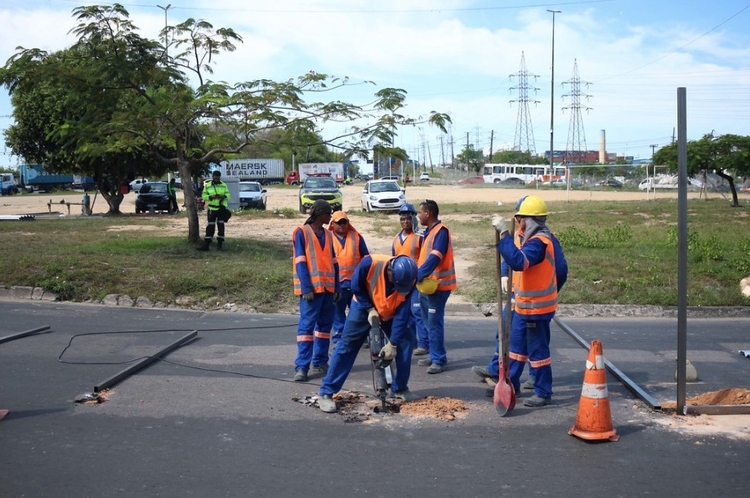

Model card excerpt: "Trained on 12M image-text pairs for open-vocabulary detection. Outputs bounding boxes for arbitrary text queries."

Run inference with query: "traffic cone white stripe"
[580,383,609,399]
[585,354,604,370]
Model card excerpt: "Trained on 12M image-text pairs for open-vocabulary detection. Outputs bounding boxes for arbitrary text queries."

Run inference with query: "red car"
[458,176,485,185]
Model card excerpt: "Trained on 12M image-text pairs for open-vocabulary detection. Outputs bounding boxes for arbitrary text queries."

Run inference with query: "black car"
[599,179,623,188]
[135,181,171,213]
[500,177,526,186]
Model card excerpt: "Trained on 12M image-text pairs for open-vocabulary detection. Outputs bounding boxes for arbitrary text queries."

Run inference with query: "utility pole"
[489,130,494,164]
[547,9,561,170]
[157,4,173,59]
[509,52,539,155]
[561,59,592,165]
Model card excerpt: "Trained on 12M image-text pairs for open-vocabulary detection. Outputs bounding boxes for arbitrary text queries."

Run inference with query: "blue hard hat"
[398,203,417,215]
[390,255,418,294]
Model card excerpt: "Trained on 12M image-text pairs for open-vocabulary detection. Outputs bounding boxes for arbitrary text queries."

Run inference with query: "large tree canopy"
[1,4,450,240]
[653,132,750,207]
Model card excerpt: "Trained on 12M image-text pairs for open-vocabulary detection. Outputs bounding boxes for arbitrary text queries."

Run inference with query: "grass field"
[1,197,748,311]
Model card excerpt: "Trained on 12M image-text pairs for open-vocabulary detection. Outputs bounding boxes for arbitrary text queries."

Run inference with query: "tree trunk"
[178,162,202,243]
[717,170,740,207]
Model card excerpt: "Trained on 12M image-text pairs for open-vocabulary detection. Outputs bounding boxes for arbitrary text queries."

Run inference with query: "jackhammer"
[368,322,393,413]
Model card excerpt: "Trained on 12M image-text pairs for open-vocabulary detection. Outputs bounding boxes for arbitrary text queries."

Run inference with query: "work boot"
[388,390,420,402]
[197,240,211,251]
[311,363,328,375]
[471,365,498,383]
[318,395,337,413]
[417,358,432,367]
[217,240,224,251]
[523,395,551,407]
[522,378,536,390]
[413,347,429,356]
[293,368,308,382]
[427,363,444,374]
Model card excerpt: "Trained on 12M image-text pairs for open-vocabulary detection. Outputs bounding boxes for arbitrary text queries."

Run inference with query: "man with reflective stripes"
[329,210,369,345]
[292,200,341,382]
[415,199,457,374]
[492,195,562,407]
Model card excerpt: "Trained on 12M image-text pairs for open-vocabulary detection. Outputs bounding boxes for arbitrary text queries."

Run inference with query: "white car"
[129,178,149,192]
[419,172,430,181]
[239,181,267,210]
[361,180,406,212]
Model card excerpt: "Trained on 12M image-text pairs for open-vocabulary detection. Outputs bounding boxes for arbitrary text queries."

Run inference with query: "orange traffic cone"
[569,340,619,442]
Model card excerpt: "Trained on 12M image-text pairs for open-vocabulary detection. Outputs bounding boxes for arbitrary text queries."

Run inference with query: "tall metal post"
[676,88,688,414]
[547,10,561,171]
[157,4,172,59]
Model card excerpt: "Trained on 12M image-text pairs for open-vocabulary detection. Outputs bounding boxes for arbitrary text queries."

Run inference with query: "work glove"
[367,308,380,328]
[302,292,314,301]
[491,214,508,234]
[501,276,509,293]
[379,342,397,361]
[333,292,341,303]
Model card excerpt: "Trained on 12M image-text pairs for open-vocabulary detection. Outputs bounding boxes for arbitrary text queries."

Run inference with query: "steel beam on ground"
[0,325,50,345]
[94,330,198,392]
[554,318,661,411]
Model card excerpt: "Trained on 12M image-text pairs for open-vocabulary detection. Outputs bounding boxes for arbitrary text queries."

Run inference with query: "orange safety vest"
[330,228,363,282]
[367,255,408,321]
[292,225,337,295]
[393,231,422,261]
[512,234,558,316]
[418,223,457,291]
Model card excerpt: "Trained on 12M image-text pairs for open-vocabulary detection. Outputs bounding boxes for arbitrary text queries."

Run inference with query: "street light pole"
[157,4,172,59]
[547,9,561,173]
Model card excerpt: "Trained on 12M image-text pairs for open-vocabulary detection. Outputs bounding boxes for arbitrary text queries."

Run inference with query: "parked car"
[500,177,526,186]
[239,181,267,210]
[419,172,430,181]
[599,179,623,188]
[135,181,171,213]
[458,176,485,185]
[379,175,400,182]
[129,178,149,192]
[361,180,406,212]
[298,175,342,214]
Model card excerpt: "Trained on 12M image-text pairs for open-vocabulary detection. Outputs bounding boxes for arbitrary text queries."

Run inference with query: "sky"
[1,0,749,170]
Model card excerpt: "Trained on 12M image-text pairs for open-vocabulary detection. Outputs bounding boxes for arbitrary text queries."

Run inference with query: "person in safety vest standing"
[490,195,563,407]
[415,199,457,374]
[198,170,231,251]
[329,211,369,345]
[392,203,428,357]
[473,196,568,395]
[292,199,341,382]
[318,254,419,413]
[167,178,179,214]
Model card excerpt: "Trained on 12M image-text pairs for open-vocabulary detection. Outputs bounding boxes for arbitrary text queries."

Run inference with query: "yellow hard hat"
[515,195,548,217]
[416,277,439,295]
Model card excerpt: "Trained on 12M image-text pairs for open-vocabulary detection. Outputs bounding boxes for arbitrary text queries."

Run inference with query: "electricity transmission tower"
[509,52,539,154]
[561,59,592,164]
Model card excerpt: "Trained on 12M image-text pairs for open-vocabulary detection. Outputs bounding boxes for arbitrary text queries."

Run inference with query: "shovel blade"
[493,378,516,416]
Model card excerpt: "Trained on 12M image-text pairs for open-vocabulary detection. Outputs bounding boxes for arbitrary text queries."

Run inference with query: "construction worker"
[415,199,457,374]
[329,210,369,344]
[318,254,419,413]
[167,178,179,214]
[292,199,341,382]
[473,197,568,392]
[490,195,564,407]
[198,170,231,251]
[392,203,428,356]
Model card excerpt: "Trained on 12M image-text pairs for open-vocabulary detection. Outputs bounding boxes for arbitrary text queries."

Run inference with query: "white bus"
[483,163,566,185]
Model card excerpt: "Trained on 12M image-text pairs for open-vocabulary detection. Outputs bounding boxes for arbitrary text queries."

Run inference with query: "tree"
[457,144,485,174]
[490,150,546,165]
[1,4,450,241]
[653,132,750,207]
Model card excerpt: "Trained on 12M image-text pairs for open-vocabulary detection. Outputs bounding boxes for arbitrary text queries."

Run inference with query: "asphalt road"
[1,301,749,497]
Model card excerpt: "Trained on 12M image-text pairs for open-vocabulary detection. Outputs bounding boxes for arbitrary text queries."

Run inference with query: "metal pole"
[547,10,561,173]
[676,88,687,414]
[0,325,50,345]
[157,4,172,59]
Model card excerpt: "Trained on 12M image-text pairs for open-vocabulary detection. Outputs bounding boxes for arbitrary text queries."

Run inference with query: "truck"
[18,164,95,193]
[216,158,285,185]
[1,173,19,195]
[298,162,346,183]
[638,176,678,191]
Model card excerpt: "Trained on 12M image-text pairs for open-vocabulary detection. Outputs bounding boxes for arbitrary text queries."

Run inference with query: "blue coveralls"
[293,227,340,373]
[332,233,369,344]
[497,233,564,399]
[320,257,416,396]
[392,231,428,351]
[417,223,452,367]
[486,235,568,379]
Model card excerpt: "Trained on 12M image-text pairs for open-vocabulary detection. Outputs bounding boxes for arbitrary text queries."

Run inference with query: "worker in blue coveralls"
[489,195,567,407]
[473,196,568,395]
[318,255,419,413]
[292,199,341,382]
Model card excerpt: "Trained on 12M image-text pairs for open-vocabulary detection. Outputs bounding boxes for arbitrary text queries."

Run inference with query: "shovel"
[493,220,516,416]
